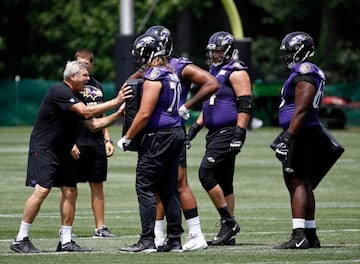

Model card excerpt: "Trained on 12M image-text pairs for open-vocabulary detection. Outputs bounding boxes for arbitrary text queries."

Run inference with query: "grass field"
[0,125,359,263]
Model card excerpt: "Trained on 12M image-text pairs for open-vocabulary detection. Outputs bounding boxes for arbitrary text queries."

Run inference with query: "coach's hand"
[230,126,246,152]
[117,136,132,151]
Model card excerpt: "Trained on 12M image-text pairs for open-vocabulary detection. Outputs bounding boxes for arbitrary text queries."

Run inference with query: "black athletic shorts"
[26,148,77,189]
[178,143,187,168]
[200,126,236,169]
[76,144,107,183]
[286,125,344,189]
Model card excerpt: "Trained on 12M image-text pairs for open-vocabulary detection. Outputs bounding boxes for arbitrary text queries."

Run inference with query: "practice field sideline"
[0,126,359,263]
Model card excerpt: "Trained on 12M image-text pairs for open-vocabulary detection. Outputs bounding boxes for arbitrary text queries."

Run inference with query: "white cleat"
[182,233,208,251]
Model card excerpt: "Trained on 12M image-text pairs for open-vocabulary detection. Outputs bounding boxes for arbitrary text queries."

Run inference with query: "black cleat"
[207,236,236,246]
[10,237,40,253]
[209,218,240,246]
[157,239,183,253]
[119,239,156,253]
[305,228,321,248]
[273,228,310,249]
[56,240,90,252]
[225,236,236,245]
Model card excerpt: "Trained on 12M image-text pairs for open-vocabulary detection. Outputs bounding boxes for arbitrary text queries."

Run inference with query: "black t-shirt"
[29,82,82,154]
[75,76,105,146]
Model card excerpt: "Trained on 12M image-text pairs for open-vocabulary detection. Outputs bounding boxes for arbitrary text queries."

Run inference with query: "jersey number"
[167,73,181,113]
[312,79,324,109]
[209,94,217,106]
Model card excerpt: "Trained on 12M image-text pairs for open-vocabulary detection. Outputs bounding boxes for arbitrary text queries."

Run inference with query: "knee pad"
[199,166,217,192]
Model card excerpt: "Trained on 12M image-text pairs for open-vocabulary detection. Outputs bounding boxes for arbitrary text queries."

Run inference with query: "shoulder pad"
[144,67,170,81]
[177,57,193,64]
[294,62,326,81]
[223,60,248,71]
[297,62,313,74]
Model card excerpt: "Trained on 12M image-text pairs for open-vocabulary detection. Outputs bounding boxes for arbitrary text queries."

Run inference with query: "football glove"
[179,104,190,120]
[230,126,246,152]
[186,122,202,149]
[117,136,132,151]
[270,130,293,161]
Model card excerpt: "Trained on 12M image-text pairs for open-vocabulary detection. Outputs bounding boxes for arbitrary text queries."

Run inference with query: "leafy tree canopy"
[0,0,359,84]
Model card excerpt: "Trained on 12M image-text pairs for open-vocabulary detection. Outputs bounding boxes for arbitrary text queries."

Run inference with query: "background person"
[68,48,115,238]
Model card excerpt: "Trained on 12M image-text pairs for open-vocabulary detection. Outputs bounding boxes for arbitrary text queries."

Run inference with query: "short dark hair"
[74,48,94,65]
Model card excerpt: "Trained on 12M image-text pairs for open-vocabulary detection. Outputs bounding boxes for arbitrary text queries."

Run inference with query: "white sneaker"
[182,233,208,251]
[154,234,166,248]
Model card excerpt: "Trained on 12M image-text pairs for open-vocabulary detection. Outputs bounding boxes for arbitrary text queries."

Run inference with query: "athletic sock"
[305,220,316,229]
[186,216,203,235]
[154,219,165,239]
[61,225,72,245]
[292,218,305,229]
[217,204,232,220]
[16,221,31,241]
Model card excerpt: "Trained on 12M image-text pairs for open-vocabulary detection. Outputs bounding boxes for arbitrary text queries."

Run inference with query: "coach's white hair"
[63,60,87,80]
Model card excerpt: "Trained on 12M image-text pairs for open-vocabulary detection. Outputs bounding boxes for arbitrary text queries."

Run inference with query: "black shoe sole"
[10,245,40,253]
[207,237,236,246]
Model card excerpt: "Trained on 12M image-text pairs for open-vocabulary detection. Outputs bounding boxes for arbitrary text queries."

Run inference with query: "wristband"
[104,139,113,144]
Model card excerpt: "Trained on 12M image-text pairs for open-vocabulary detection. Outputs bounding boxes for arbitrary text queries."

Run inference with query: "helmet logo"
[222,35,234,45]
[136,36,156,50]
[289,34,308,47]
[160,31,170,40]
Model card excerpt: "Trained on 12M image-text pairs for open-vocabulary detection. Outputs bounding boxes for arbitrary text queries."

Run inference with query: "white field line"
[1,246,359,259]
[0,148,28,152]
[1,212,359,224]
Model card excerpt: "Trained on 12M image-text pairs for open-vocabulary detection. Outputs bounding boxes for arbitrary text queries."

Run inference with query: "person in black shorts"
[10,60,132,254]
[68,48,115,238]
[270,31,344,249]
[187,31,252,246]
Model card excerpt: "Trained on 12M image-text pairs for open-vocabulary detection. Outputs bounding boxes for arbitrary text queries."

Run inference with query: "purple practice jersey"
[202,60,248,130]
[168,57,193,105]
[75,76,104,146]
[29,83,82,154]
[279,62,326,129]
[143,66,183,130]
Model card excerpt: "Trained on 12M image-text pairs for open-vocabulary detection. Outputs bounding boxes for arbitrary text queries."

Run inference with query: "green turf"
[0,126,359,263]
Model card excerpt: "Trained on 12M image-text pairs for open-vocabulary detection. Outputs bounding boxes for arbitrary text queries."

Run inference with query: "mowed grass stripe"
[0,126,359,263]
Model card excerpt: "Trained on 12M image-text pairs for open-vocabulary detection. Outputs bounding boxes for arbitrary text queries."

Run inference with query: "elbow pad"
[236,95,252,114]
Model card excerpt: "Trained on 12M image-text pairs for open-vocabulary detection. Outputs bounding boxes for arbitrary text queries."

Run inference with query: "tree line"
[0,0,359,84]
